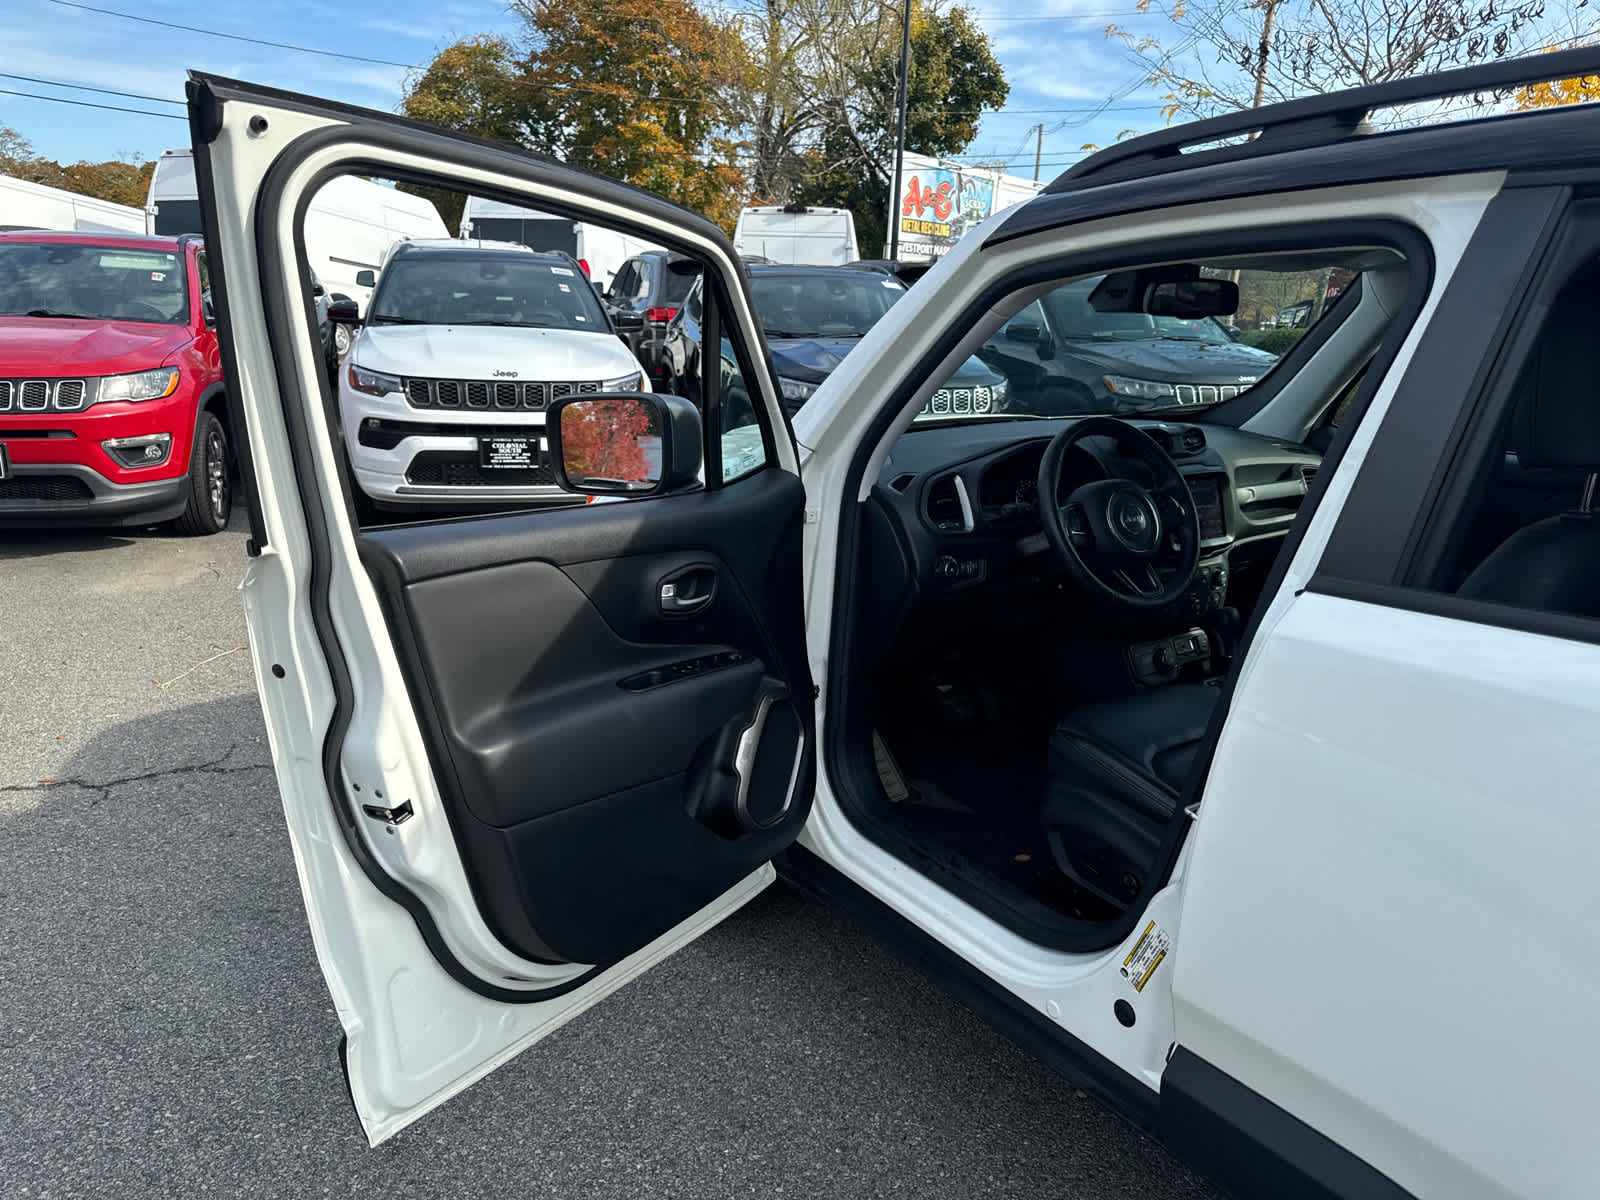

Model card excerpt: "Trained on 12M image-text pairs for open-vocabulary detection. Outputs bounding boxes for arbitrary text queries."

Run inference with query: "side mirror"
[326,298,361,325]
[593,281,608,300]
[612,309,645,332]
[1005,321,1042,345]
[547,393,702,496]
[355,269,377,289]
[202,293,216,327]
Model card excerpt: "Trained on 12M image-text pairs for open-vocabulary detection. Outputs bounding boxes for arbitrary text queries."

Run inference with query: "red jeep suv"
[0,231,233,534]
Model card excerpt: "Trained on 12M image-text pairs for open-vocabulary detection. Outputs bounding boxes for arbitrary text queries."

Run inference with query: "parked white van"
[458,195,662,293]
[0,172,145,234]
[145,150,447,313]
[733,205,859,266]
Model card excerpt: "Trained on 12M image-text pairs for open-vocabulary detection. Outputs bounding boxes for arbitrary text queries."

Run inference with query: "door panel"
[190,74,810,1142]
[357,471,813,966]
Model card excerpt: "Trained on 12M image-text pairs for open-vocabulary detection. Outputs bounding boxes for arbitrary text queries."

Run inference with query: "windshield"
[368,252,607,330]
[0,242,188,324]
[750,270,905,339]
[1047,277,1235,344]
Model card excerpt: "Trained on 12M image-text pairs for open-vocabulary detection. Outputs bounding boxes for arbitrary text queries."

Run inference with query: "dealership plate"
[479,435,537,470]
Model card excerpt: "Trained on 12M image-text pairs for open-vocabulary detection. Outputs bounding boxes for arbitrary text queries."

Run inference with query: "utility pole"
[1033,122,1044,182]
[887,0,913,260]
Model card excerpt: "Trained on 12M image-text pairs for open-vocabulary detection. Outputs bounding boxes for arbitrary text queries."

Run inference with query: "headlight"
[1102,374,1177,402]
[97,367,180,403]
[779,377,818,403]
[602,371,644,391]
[347,362,403,396]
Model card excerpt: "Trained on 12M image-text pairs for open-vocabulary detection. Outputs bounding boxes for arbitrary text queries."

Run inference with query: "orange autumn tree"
[511,0,747,231]
[561,401,657,484]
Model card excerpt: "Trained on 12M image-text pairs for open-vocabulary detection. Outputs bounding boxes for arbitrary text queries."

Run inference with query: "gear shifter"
[1200,606,1242,669]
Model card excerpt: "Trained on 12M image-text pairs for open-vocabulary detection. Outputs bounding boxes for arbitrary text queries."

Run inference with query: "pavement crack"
[1,743,273,805]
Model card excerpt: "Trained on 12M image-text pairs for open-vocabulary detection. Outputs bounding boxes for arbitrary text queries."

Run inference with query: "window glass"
[717,332,767,484]
[196,251,212,323]
[0,241,188,324]
[1418,256,1600,618]
[917,263,1353,424]
[367,248,605,330]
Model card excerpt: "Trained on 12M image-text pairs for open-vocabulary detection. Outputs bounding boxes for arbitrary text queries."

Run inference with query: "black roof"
[995,100,1600,252]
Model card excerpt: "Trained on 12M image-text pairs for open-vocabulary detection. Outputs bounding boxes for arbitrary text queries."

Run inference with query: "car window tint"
[0,241,188,324]
[718,333,767,484]
[368,252,604,329]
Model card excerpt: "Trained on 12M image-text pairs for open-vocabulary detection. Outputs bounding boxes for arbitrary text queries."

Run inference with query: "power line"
[0,86,184,120]
[0,71,184,106]
[48,0,418,69]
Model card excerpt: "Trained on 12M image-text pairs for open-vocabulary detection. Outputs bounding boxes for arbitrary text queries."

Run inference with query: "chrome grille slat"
[466,382,490,408]
[20,381,49,411]
[494,382,519,409]
[522,381,547,409]
[436,380,461,407]
[0,381,11,411]
[406,379,433,407]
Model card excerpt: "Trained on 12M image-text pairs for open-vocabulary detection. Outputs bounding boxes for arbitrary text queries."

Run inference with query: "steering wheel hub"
[1106,488,1161,554]
[1035,416,1203,611]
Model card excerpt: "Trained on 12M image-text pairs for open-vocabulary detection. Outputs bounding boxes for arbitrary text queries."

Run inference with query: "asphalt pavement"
[0,511,1222,1199]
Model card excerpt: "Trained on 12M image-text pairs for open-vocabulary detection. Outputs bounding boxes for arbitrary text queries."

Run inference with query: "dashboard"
[870,416,1323,604]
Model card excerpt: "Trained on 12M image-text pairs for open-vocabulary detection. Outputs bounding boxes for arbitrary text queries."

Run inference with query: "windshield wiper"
[763,328,812,340]
[24,308,94,319]
[1155,334,1220,343]
[369,315,429,325]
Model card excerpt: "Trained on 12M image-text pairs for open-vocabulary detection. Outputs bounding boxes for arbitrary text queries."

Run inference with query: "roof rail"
[1051,43,1600,193]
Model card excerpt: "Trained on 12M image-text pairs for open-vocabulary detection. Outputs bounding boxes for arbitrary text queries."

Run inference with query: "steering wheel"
[1036,417,1201,610]
[121,301,168,322]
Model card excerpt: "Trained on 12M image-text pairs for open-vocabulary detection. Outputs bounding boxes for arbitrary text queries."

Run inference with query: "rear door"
[190,77,813,1144]
[1168,186,1600,1198]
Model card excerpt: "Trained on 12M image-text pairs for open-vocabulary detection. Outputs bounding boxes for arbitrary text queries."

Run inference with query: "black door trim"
[1162,1048,1419,1200]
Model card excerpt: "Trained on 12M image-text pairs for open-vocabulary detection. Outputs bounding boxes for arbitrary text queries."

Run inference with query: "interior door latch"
[658,564,717,615]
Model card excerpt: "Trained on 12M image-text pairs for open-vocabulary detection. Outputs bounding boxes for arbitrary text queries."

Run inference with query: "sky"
[2,0,1180,188]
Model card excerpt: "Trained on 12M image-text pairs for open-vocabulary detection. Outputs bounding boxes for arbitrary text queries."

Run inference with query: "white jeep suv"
[337,238,645,507]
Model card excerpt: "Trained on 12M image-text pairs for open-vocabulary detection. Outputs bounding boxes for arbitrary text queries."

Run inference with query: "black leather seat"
[1459,300,1600,617]
[1041,683,1219,908]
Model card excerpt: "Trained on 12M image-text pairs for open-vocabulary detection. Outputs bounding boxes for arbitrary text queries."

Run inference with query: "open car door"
[188,77,814,1144]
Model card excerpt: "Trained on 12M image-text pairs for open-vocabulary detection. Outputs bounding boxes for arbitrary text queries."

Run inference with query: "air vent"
[889,473,916,493]
[925,475,973,532]
[1181,427,1206,454]
[1300,465,1317,487]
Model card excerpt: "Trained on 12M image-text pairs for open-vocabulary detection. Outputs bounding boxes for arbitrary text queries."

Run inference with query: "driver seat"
[1040,684,1220,908]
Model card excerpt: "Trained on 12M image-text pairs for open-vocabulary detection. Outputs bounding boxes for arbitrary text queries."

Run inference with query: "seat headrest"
[1511,300,1600,469]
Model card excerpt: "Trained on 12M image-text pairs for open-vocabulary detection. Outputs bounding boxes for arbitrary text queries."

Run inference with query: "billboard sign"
[894,155,1041,261]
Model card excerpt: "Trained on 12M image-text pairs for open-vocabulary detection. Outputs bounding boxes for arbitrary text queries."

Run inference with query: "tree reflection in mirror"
[559,396,662,490]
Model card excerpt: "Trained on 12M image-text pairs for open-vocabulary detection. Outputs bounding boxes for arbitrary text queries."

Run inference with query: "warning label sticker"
[1120,921,1171,993]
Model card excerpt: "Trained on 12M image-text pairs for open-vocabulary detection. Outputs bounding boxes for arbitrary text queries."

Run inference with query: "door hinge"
[361,799,414,825]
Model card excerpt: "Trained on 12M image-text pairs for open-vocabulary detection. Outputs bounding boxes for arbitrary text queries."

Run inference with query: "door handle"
[659,565,717,615]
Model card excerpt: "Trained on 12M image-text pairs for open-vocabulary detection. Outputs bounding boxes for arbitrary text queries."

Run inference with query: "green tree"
[0,126,154,208]
[400,36,529,231]
[802,3,1007,256]
[512,0,748,229]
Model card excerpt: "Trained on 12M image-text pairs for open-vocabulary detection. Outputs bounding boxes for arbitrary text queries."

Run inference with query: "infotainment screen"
[1188,476,1226,540]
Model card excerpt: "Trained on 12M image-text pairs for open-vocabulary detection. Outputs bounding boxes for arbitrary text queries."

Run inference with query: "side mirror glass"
[326,298,361,325]
[548,393,702,496]
[354,269,377,289]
